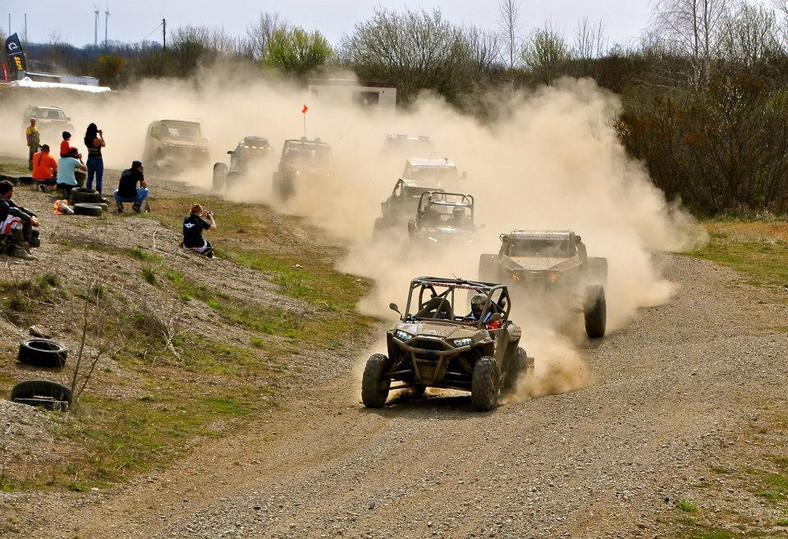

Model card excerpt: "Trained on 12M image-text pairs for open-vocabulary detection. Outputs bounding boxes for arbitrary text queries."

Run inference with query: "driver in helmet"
[464,293,502,329]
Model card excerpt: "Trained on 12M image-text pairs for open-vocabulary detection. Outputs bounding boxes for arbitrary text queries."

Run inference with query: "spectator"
[31,144,58,191]
[25,118,40,171]
[83,123,106,193]
[57,148,86,197]
[0,180,40,259]
[60,131,74,157]
[114,160,149,213]
[182,203,216,258]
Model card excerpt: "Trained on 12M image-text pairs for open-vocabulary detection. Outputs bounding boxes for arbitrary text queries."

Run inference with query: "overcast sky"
[4,0,654,50]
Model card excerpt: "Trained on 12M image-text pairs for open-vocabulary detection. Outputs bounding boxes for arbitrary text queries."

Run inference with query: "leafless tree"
[499,0,522,69]
[464,26,502,73]
[242,11,289,63]
[771,0,788,45]
[720,2,783,67]
[652,0,731,89]
[574,17,608,59]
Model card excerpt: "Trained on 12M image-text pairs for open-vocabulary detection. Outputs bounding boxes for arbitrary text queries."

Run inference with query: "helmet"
[470,294,487,318]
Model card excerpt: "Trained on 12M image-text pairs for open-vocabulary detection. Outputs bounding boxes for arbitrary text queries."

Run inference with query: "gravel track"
[3,252,786,538]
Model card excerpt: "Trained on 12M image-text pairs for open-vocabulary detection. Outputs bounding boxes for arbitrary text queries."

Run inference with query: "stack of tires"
[69,188,105,216]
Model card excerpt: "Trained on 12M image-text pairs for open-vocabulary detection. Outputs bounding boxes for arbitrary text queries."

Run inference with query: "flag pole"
[301,104,308,138]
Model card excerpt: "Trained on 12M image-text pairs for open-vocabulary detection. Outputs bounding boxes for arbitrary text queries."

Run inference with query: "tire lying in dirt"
[73,203,103,217]
[70,187,103,204]
[212,163,228,192]
[10,380,72,410]
[471,356,500,412]
[17,176,33,185]
[0,173,18,184]
[584,284,607,339]
[361,353,391,408]
[17,339,68,368]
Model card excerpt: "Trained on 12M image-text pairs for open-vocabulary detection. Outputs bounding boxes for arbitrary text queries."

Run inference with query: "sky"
[3,0,654,50]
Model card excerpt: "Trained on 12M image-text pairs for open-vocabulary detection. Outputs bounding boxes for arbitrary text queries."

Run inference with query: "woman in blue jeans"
[83,123,106,193]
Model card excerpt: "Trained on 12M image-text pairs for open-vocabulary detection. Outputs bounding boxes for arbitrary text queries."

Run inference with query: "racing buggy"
[362,277,534,412]
[407,191,477,244]
[212,135,274,191]
[142,119,210,173]
[478,230,608,338]
[272,137,333,201]
[373,178,446,234]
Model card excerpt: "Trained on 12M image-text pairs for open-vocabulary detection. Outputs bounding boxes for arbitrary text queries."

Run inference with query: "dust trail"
[0,70,705,399]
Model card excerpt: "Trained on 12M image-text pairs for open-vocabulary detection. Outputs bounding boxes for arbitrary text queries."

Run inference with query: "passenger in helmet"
[464,293,502,329]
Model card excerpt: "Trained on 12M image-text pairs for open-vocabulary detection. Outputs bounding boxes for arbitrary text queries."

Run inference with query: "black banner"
[5,33,27,74]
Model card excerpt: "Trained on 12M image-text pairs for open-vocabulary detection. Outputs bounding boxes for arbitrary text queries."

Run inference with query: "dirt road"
[4,252,785,538]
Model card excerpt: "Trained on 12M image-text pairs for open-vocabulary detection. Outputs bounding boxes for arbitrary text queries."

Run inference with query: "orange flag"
[301,104,308,114]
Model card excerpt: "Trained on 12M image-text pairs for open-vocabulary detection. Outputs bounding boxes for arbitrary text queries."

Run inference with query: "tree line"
[3,0,787,215]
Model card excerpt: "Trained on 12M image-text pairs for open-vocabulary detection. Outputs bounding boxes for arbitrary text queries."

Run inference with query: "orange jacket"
[32,151,58,180]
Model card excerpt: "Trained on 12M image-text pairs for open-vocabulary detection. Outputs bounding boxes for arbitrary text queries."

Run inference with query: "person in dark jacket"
[84,123,106,193]
[113,160,149,213]
[182,203,216,258]
[0,180,40,259]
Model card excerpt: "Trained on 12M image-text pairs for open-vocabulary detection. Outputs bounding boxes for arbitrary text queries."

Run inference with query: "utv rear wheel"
[584,284,606,339]
[212,163,228,192]
[502,347,527,392]
[471,356,499,412]
[362,353,391,408]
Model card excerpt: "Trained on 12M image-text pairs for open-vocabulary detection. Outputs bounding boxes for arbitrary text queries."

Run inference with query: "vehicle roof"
[284,138,330,147]
[28,105,63,111]
[151,119,202,125]
[406,157,457,168]
[420,191,473,207]
[400,178,446,189]
[241,135,271,146]
[386,133,431,141]
[505,230,577,241]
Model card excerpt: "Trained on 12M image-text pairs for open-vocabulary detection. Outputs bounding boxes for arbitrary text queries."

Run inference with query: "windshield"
[284,145,331,166]
[405,280,507,324]
[161,122,202,140]
[407,166,457,182]
[509,239,576,258]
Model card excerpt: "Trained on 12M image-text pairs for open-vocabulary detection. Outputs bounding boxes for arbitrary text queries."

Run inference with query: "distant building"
[307,79,397,112]
[25,71,100,87]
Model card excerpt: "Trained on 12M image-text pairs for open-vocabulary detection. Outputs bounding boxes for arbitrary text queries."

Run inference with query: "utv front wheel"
[471,356,499,412]
[584,284,606,339]
[502,347,526,393]
[362,354,391,408]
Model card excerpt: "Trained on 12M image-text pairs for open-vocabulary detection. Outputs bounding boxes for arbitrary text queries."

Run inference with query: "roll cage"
[401,277,511,329]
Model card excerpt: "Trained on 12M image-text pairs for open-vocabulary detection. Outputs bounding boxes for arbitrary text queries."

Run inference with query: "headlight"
[511,272,520,281]
[394,330,413,341]
[453,337,472,347]
[549,272,560,282]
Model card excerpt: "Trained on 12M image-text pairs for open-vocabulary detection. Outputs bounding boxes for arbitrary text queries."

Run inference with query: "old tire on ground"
[17,339,68,368]
[73,203,103,217]
[502,347,527,392]
[212,163,228,192]
[471,356,500,412]
[10,380,72,410]
[361,353,391,408]
[584,284,607,339]
[18,176,33,185]
[70,187,102,204]
[0,173,18,184]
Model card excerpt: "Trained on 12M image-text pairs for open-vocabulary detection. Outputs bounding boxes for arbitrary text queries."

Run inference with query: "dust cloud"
[0,69,705,401]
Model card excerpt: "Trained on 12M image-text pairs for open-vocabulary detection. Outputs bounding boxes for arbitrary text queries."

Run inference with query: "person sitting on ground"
[57,147,86,197]
[0,180,40,260]
[31,144,58,191]
[182,203,216,258]
[60,131,74,157]
[113,160,149,213]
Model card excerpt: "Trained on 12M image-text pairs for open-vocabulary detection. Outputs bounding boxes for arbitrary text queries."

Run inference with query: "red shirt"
[60,139,72,157]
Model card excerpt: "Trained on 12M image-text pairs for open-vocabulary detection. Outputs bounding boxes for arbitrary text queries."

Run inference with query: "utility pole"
[24,13,26,43]
[94,7,99,47]
[162,18,166,50]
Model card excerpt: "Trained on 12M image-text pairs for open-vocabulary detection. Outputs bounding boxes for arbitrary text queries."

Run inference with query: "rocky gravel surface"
[2,250,786,538]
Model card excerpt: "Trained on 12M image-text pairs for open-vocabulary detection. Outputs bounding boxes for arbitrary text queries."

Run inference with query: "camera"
[205,210,213,218]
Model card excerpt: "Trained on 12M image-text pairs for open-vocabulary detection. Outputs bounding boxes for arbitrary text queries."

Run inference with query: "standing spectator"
[25,118,40,170]
[182,203,216,258]
[84,123,106,193]
[0,180,40,259]
[31,144,58,191]
[60,131,74,157]
[57,148,86,197]
[114,160,149,213]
